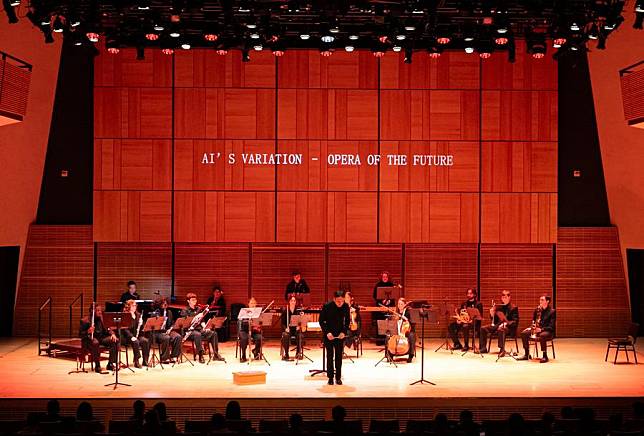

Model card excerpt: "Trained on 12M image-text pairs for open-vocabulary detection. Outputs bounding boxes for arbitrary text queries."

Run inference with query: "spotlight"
[300,33,310,40]
[404,22,416,31]
[52,15,64,33]
[570,21,580,31]
[69,16,80,27]
[181,41,191,50]
[344,45,355,52]
[496,21,509,34]
[527,33,547,59]
[427,46,442,59]
[137,0,150,10]
[107,47,120,54]
[145,32,159,41]
[204,33,218,42]
[404,47,412,64]
[250,32,260,39]
[329,24,340,34]
[553,37,567,48]
[253,44,263,51]
[436,36,451,45]
[348,34,359,40]
[495,36,508,45]
[41,16,51,26]
[246,22,257,29]
[10,0,19,5]
[106,37,120,54]
[161,48,174,55]
[378,35,388,43]
[392,45,402,52]
[637,0,644,12]
[588,24,599,39]
[216,49,228,55]
[272,48,284,56]
[136,46,145,60]
[479,51,492,59]
[153,23,165,31]
[320,47,333,57]
[396,34,406,40]
[242,48,250,62]
[321,34,334,43]
[86,32,100,43]
[169,29,180,38]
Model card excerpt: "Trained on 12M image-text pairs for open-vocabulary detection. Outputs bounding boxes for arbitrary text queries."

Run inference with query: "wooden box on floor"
[233,370,267,385]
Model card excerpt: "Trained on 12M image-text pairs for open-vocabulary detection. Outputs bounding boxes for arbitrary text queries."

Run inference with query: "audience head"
[434,413,449,429]
[331,405,346,423]
[143,409,160,430]
[225,400,241,420]
[153,402,167,421]
[210,413,226,430]
[507,413,525,434]
[76,402,93,421]
[633,400,644,418]
[289,413,303,430]
[459,409,474,424]
[561,406,575,419]
[132,400,145,418]
[47,399,60,417]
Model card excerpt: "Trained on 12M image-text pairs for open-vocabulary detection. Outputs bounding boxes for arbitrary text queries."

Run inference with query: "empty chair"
[606,322,640,364]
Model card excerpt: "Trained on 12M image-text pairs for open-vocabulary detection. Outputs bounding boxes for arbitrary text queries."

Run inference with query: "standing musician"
[448,288,484,351]
[151,297,182,364]
[479,290,519,357]
[119,280,140,303]
[238,297,263,362]
[344,291,361,350]
[281,295,304,360]
[518,295,556,363]
[393,297,416,363]
[372,271,398,308]
[206,285,226,316]
[79,304,118,373]
[319,290,350,385]
[284,270,310,301]
[122,300,150,368]
[180,292,224,363]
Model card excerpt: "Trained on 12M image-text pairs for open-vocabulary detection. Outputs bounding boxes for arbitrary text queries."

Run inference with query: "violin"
[349,306,358,331]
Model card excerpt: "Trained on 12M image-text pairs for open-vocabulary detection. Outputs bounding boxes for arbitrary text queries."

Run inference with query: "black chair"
[487,327,519,356]
[230,303,245,358]
[606,322,639,364]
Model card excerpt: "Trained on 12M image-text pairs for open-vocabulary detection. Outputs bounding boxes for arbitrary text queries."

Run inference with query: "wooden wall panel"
[481,41,557,90]
[481,142,557,192]
[13,226,94,337]
[327,192,378,243]
[174,243,250,307]
[96,242,172,305]
[556,228,630,337]
[482,90,558,141]
[277,51,378,89]
[94,48,172,87]
[277,192,328,242]
[380,51,480,89]
[482,193,556,243]
[480,244,554,331]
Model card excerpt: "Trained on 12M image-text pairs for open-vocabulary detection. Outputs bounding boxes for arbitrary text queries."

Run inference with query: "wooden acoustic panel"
[556,227,630,337]
[481,193,557,243]
[379,193,479,243]
[380,51,480,89]
[380,90,480,140]
[174,49,276,88]
[96,242,172,305]
[174,191,275,242]
[482,40,558,90]
[94,88,172,139]
[481,142,557,193]
[174,139,276,191]
[277,50,378,89]
[94,139,171,190]
[94,47,172,87]
[479,244,554,331]
[379,141,479,192]
[13,226,94,337]
[174,243,250,307]
[482,90,558,141]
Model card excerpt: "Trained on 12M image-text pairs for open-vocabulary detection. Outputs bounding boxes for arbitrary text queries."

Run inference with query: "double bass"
[380,302,412,356]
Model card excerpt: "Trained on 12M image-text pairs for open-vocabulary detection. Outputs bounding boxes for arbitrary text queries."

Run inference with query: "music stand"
[376,287,401,305]
[435,301,455,352]
[375,319,399,367]
[101,314,131,389]
[204,316,227,364]
[289,314,313,364]
[462,307,484,358]
[238,308,261,365]
[173,317,194,367]
[143,316,165,369]
[409,306,436,386]
[255,312,274,366]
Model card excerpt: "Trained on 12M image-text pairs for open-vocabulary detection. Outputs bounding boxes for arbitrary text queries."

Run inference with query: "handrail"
[68,293,84,338]
[619,60,644,76]
[0,51,32,71]
[38,297,52,356]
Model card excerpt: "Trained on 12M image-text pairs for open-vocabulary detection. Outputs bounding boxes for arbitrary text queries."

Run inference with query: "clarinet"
[90,301,96,339]
[183,306,209,341]
[163,309,173,335]
[134,312,143,338]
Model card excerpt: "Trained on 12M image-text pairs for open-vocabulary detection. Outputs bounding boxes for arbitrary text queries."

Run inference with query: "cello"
[380,300,413,357]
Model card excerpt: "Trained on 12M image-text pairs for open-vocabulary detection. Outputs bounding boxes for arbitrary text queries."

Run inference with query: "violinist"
[281,295,304,361]
[238,297,263,362]
[122,300,150,368]
[479,290,519,357]
[79,303,118,373]
[448,288,484,351]
[518,295,555,363]
[151,297,181,364]
[394,298,416,363]
[180,293,224,363]
[344,292,361,350]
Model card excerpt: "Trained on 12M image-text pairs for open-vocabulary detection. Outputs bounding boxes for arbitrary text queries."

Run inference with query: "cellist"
[394,298,416,363]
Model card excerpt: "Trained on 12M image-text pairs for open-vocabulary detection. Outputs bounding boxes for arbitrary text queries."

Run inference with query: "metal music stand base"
[147,332,164,370]
[309,342,326,377]
[172,346,195,367]
[342,351,355,363]
[410,309,436,386]
[105,319,131,389]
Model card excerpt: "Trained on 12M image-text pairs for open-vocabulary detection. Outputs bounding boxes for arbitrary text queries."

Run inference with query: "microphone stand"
[410,306,436,386]
[105,316,131,389]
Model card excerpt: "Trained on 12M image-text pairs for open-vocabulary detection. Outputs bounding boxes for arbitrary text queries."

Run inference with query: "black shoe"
[336,379,343,385]
[282,356,289,361]
[296,353,303,360]
[142,361,148,367]
[134,361,142,369]
[198,353,205,364]
[540,356,549,363]
[452,343,462,350]
[462,346,470,352]
[106,363,115,371]
[328,379,334,385]
[516,354,529,361]
[94,365,102,373]
[213,354,225,362]
[407,356,414,363]
[240,357,248,363]
[479,348,488,354]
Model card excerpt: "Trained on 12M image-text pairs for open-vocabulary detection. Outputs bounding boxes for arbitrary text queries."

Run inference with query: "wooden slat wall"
[556,227,630,337]
[13,226,93,337]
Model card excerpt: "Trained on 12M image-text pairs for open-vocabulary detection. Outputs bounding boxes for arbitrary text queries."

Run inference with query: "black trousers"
[82,336,118,366]
[129,336,150,363]
[449,322,472,347]
[345,329,360,348]
[520,329,553,355]
[239,331,262,358]
[187,329,218,354]
[325,339,343,380]
[153,331,181,360]
[479,324,511,351]
[281,330,304,358]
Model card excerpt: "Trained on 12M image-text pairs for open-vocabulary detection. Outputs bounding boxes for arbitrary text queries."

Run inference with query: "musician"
[319,290,350,385]
[344,291,361,350]
[122,300,150,368]
[518,295,556,363]
[280,295,304,360]
[393,297,416,363]
[479,290,519,357]
[79,304,118,373]
[372,271,397,307]
[180,292,224,363]
[119,280,140,303]
[238,297,263,362]
[284,270,310,301]
[206,285,226,317]
[448,288,484,351]
[151,297,182,363]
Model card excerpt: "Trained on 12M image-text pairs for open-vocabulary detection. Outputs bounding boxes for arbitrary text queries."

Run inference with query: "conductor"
[319,290,350,385]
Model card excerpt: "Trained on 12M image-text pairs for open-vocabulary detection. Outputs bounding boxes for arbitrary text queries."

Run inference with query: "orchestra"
[79,274,556,381]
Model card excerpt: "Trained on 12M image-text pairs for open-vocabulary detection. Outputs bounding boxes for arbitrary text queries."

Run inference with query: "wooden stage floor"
[1,338,642,400]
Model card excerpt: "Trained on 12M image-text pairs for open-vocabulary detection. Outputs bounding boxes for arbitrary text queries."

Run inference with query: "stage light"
[69,16,80,27]
[246,23,257,29]
[216,48,228,55]
[404,24,416,31]
[320,48,333,57]
[349,34,359,40]
[570,21,580,31]
[253,44,263,51]
[153,23,165,31]
[250,32,260,39]
[404,47,412,64]
[137,0,150,10]
[321,34,334,43]
[10,0,19,5]
[145,32,159,41]
[204,33,218,42]
[396,34,406,41]
[272,48,284,56]
[41,16,51,26]
[436,36,450,45]
[637,0,644,13]
[106,37,120,54]
[162,48,174,55]
[553,37,566,48]
[52,16,64,33]
[527,33,547,59]
[136,46,145,60]
[242,48,250,62]
[107,47,120,54]
[86,32,100,43]
[378,35,388,43]
[588,24,599,39]
[300,33,310,40]
[169,30,180,38]
[496,22,509,34]
[392,45,402,52]
[428,51,441,59]
[181,41,191,50]
[479,51,491,59]
[329,24,340,34]
[465,46,474,54]
[344,45,354,52]
[495,36,508,45]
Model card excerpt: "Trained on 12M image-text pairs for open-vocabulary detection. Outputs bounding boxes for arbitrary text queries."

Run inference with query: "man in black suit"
[119,280,140,303]
[319,290,350,385]
[518,295,556,363]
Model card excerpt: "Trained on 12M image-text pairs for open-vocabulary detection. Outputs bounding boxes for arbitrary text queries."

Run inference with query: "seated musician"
[281,295,304,360]
[151,297,182,364]
[448,288,484,351]
[393,297,416,363]
[238,297,263,362]
[180,292,224,363]
[284,270,310,301]
[122,300,150,368]
[479,290,519,357]
[344,291,361,350]
[119,280,140,303]
[518,295,556,363]
[206,285,226,317]
[79,304,118,373]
